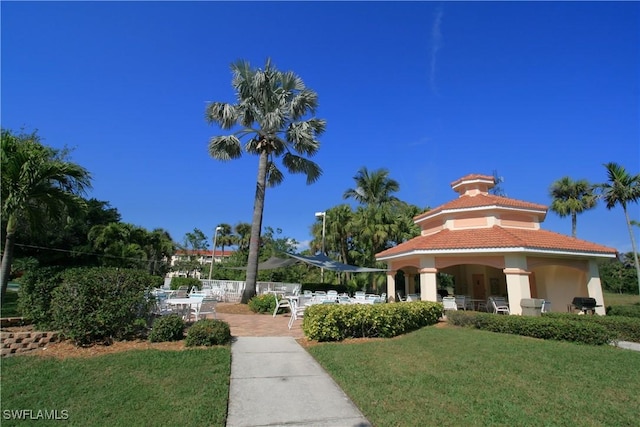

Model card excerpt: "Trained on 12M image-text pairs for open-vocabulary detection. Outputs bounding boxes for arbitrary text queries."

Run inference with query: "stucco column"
[419,268,438,301]
[386,270,397,302]
[503,255,532,315]
[419,257,438,302]
[586,260,606,315]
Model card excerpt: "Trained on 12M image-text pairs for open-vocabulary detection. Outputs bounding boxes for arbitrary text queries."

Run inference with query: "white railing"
[197,279,301,302]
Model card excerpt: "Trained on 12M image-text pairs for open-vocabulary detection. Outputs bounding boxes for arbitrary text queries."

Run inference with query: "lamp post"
[315,211,326,283]
[208,226,223,280]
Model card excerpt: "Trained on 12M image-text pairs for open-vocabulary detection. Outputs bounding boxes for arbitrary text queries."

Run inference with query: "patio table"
[165,297,203,321]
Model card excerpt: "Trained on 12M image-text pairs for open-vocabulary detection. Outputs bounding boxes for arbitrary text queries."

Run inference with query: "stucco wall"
[532,265,587,313]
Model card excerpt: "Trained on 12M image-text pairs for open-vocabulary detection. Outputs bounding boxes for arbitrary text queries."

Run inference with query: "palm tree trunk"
[571,212,577,238]
[623,206,640,295]
[242,151,268,303]
[0,230,16,302]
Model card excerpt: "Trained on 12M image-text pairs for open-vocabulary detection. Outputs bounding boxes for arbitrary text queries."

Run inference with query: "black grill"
[572,297,597,309]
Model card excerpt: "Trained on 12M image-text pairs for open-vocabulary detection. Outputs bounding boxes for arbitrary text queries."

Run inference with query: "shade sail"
[225,256,298,270]
[284,253,387,273]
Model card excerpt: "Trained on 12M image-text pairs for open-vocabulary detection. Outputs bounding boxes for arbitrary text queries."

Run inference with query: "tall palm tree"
[343,167,400,207]
[206,59,326,303]
[234,222,252,252]
[599,162,640,295]
[549,176,597,237]
[1,129,91,300]
[216,223,234,259]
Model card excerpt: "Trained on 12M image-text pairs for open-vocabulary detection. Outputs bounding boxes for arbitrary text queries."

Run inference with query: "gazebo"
[375,174,617,314]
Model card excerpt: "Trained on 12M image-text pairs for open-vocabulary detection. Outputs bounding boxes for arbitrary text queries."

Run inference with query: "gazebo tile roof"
[376,226,617,258]
[414,194,547,221]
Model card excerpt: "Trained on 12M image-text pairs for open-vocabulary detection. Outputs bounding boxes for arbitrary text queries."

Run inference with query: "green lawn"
[307,326,640,427]
[1,348,230,426]
[603,291,640,307]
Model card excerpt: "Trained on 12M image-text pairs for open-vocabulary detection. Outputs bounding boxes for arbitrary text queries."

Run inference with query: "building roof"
[174,249,234,257]
[376,226,617,259]
[415,193,547,222]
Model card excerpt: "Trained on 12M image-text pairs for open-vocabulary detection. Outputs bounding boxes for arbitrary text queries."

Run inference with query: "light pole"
[315,211,326,283]
[208,226,223,280]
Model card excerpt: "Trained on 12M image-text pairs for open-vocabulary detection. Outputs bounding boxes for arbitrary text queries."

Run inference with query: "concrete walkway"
[226,337,371,427]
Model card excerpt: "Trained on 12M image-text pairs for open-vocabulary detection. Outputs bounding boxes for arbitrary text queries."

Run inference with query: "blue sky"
[2,1,639,254]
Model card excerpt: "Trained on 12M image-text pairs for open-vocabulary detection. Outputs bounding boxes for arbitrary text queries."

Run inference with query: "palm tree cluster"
[309,167,423,288]
[549,163,640,294]
[206,58,326,303]
[1,129,92,300]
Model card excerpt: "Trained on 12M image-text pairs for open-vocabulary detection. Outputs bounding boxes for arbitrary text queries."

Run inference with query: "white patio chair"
[541,300,551,314]
[174,286,189,298]
[288,298,307,329]
[490,297,510,315]
[272,293,292,317]
[354,291,366,300]
[303,289,313,298]
[326,290,338,302]
[442,296,458,311]
[406,294,419,302]
[192,298,217,321]
[454,296,467,310]
[380,293,387,303]
[396,292,406,302]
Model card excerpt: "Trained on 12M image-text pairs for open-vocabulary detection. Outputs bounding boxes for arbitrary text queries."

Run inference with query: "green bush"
[170,277,201,291]
[606,304,640,318]
[17,266,66,329]
[149,315,185,342]
[50,267,156,345]
[185,319,231,346]
[445,310,478,327]
[248,293,278,314]
[449,312,615,345]
[302,301,443,342]
[543,312,640,343]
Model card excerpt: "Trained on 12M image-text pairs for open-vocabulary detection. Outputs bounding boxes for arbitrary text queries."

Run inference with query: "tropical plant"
[216,223,234,258]
[598,163,640,295]
[343,167,400,207]
[88,222,147,269]
[549,176,597,237]
[206,58,326,303]
[1,129,92,301]
[233,222,252,252]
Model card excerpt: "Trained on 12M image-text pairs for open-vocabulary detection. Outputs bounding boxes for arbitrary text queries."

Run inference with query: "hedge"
[50,267,156,345]
[302,301,443,342]
[606,304,640,319]
[447,311,617,345]
[542,312,640,343]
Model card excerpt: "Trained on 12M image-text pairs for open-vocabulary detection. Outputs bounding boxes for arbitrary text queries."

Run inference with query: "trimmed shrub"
[149,315,185,342]
[185,319,231,346]
[170,277,201,291]
[445,310,478,327]
[468,313,614,345]
[302,301,443,342]
[543,312,640,343]
[248,293,278,314]
[606,304,640,319]
[50,267,156,345]
[17,266,66,329]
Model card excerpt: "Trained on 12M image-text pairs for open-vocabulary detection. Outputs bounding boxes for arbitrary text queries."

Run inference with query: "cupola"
[450,174,495,197]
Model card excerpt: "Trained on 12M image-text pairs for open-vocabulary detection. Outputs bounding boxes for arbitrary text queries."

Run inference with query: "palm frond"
[205,102,238,129]
[281,153,322,184]
[266,161,284,187]
[208,135,243,160]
